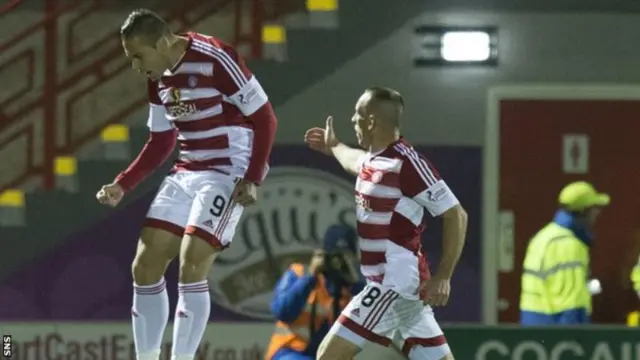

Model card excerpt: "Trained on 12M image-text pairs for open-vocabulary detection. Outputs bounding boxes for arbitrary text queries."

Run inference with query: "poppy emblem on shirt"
[188,76,197,88]
[371,171,383,184]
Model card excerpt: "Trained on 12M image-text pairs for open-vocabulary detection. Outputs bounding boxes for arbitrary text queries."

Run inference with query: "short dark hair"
[365,86,404,125]
[120,9,169,44]
[365,86,405,109]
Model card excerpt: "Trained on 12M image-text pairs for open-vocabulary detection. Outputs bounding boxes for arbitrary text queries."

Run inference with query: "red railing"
[236,0,304,58]
[0,125,36,192]
[0,0,304,194]
[0,0,23,15]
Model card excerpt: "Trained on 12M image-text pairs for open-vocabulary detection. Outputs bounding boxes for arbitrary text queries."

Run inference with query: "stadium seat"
[0,189,25,226]
[101,124,130,142]
[101,124,131,160]
[306,0,338,28]
[262,24,288,61]
[54,156,78,192]
[306,0,338,11]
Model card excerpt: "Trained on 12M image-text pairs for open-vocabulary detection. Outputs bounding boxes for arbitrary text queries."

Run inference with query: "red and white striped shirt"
[355,138,459,299]
[147,32,269,179]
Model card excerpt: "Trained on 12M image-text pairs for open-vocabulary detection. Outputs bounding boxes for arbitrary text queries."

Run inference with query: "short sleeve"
[210,46,268,116]
[399,154,459,217]
[146,80,174,132]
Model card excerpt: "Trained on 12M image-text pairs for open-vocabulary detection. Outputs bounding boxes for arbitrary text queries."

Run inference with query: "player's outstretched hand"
[304,116,340,155]
[96,183,124,207]
[423,276,451,307]
[304,127,329,155]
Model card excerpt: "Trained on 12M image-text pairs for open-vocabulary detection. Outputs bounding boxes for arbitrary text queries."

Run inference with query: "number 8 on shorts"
[332,284,450,359]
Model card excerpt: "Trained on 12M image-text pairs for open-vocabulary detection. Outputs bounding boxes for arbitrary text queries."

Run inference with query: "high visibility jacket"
[628,311,640,327]
[265,263,353,360]
[632,256,640,293]
[630,257,640,327]
[520,223,591,324]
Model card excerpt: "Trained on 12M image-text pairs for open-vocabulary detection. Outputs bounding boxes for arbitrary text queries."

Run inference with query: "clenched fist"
[96,183,124,207]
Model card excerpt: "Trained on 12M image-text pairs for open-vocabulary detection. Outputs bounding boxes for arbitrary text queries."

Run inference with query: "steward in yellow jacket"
[520,181,609,325]
[632,255,640,299]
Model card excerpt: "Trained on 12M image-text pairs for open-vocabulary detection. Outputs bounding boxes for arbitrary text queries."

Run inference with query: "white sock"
[132,278,170,358]
[137,352,161,360]
[171,281,211,357]
[171,355,195,360]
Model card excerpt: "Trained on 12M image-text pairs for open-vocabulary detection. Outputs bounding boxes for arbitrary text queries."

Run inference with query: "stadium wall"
[274,11,640,146]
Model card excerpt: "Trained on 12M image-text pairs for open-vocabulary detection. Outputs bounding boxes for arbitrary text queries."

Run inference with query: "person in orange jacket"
[265,225,365,360]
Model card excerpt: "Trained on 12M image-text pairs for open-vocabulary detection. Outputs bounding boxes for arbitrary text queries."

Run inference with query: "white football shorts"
[144,170,243,249]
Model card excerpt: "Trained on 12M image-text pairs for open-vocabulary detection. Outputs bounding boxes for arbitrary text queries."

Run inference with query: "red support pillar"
[234,0,243,46]
[43,0,58,189]
[250,0,264,59]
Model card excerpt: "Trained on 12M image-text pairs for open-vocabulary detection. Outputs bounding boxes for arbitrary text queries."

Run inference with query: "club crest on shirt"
[165,87,197,118]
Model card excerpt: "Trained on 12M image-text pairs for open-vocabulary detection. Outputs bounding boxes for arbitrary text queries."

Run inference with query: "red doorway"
[484,86,640,324]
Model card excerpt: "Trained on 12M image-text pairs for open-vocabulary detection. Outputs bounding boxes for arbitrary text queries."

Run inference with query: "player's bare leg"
[170,234,221,360]
[131,227,182,360]
[316,332,360,360]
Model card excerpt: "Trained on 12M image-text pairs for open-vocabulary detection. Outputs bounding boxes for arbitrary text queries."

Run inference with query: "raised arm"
[330,143,366,176]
